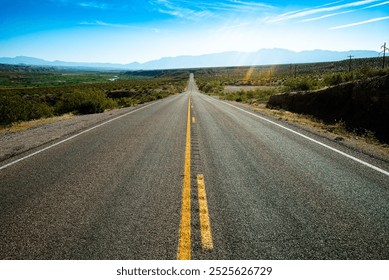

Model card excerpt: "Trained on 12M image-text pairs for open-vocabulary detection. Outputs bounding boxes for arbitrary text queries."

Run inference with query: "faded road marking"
[192,117,196,124]
[197,174,213,251]
[177,96,192,260]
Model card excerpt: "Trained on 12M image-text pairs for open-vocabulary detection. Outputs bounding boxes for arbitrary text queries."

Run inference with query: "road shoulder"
[226,100,389,162]
[0,103,155,162]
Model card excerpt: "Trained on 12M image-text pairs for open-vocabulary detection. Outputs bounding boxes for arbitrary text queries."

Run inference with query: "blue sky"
[0,0,388,63]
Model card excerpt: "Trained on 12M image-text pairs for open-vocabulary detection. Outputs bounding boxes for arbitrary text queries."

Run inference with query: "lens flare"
[243,67,254,84]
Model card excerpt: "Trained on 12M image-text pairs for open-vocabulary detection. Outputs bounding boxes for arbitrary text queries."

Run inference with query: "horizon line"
[0,47,380,65]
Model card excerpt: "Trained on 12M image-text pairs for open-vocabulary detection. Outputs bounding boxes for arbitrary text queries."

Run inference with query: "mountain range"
[0,48,379,70]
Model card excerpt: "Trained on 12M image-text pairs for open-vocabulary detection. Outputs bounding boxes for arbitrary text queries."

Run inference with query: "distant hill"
[0,49,379,70]
[0,56,140,70]
[0,63,58,73]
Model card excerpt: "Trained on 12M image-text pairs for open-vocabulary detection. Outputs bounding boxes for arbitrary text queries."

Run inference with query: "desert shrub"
[251,89,277,103]
[246,91,254,99]
[54,91,115,115]
[198,81,223,94]
[200,83,211,93]
[324,73,344,86]
[284,77,317,92]
[77,100,104,114]
[116,98,134,107]
[221,89,277,103]
[224,93,236,101]
[353,66,389,80]
[0,95,53,125]
[234,96,243,102]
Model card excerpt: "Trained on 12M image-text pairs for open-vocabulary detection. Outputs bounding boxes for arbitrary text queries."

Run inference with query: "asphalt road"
[1,74,388,259]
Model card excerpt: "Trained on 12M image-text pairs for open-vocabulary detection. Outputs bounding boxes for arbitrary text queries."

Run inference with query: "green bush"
[54,91,115,115]
[221,89,277,103]
[324,73,344,86]
[198,81,223,94]
[78,101,104,114]
[0,95,53,126]
[117,98,134,107]
[284,78,317,92]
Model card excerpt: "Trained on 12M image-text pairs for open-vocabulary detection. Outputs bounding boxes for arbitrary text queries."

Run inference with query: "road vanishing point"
[1,74,389,259]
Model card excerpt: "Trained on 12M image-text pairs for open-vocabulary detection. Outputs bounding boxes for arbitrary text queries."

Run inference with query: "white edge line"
[0,102,158,171]
[219,99,389,177]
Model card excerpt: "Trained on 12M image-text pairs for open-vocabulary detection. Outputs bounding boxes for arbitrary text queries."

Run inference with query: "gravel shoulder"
[0,104,150,162]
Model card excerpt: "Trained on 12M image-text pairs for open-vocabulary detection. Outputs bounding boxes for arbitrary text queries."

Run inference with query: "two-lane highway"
[1,74,388,259]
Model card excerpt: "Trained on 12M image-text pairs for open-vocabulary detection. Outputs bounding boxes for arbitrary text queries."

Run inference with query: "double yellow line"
[177,96,192,260]
[177,95,213,260]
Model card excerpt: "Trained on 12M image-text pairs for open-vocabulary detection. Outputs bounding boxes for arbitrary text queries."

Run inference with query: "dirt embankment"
[267,74,389,143]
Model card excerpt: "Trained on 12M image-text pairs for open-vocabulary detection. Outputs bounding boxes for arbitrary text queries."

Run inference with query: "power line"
[380,42,389,69]
[347,55,354,72]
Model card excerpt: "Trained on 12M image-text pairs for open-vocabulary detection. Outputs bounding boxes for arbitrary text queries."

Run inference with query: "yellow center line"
[197,174,213,251]
[177,95,192,260]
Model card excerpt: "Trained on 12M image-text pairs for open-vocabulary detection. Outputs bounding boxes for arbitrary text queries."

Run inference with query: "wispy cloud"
[300,9,356,22]
[330,16,389,29]
[267,0,379,23]
[50,0,110,9]
[80,20,127,28]
[364,0,389,7]
[79,20,160,32]
[318,1,348,7]
[151,0,214,20]
[157,7,213,20]
[78,2,109,9]
[209,0,274,12]
[150,0,274,20]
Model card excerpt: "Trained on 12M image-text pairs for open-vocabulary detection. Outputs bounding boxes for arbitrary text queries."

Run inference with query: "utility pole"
[347,55,354,72]
[381,42,389,68]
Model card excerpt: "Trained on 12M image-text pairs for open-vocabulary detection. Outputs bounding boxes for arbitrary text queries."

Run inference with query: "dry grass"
[251,104,389,159]
[0,114,74,133]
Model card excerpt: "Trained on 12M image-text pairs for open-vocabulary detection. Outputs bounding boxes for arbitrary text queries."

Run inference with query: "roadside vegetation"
[1,57,388,145]
[0,65,186,127]
[194,57,388,104]
[191,57,389,145]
